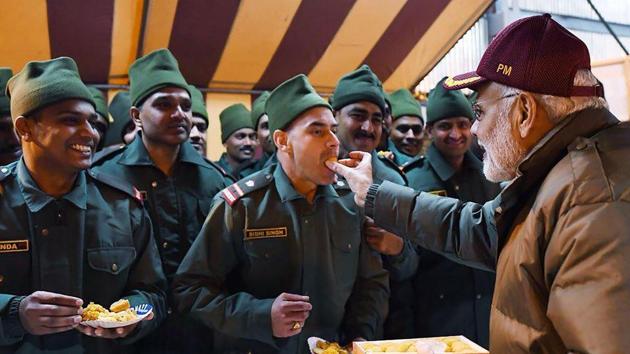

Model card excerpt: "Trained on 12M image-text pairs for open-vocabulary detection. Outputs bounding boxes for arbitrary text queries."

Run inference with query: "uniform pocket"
[87,247,136,275]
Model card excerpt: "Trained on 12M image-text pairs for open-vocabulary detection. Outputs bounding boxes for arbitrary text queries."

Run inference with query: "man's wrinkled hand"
[271,292,311,338]
[326,151,373,207]
[18,291,83,335]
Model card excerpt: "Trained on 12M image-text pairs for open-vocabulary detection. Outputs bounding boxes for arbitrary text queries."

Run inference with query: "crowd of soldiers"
[1,13,630,354]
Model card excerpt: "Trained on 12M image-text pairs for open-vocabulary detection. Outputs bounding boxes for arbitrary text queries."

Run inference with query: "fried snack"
[326,157,338,164]
[313,339,349,354]
[81,302,107,321]
[109,298,130,312]
[81,299,137,323]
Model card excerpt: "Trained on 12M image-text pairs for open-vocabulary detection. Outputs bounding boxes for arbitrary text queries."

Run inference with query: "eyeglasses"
[472,93,518,121]
[395,124,423,135]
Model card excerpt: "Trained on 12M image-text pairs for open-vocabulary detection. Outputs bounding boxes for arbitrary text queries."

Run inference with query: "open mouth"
[70,144,93,153]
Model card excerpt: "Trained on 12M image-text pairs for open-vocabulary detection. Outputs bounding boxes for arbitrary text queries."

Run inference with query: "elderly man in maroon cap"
[328,13,630,353]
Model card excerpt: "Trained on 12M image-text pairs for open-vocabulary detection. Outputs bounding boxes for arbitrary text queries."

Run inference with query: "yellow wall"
[205,93,252,160]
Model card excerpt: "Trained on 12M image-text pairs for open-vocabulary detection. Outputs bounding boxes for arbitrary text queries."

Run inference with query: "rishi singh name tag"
[244,227,288,240]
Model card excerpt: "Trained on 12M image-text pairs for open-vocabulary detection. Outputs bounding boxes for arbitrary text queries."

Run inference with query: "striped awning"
[0,0,491,94]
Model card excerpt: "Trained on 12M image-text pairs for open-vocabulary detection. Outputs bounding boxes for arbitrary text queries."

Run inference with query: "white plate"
[81,304,153,329]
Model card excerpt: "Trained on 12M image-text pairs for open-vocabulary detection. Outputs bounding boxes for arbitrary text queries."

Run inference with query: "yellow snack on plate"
[109,298,130,312]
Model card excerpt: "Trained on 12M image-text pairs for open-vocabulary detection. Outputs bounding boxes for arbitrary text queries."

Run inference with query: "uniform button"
[0,274,4,283]
[439,294,444,299]
[304,219,309,224]
[1,167,7,174]
[454,185,460,191]
[476,294,482,300]
[162,242,168,249]
[41,228,49,236]
[167,308,173,315]
[151,181,158,188]
[111,263,119,272]
[347,243,352,250]
[265,174,272,180]
[264,253,270,259]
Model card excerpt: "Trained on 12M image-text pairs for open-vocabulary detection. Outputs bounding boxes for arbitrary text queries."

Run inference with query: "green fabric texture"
[189,85,208,123]
[7,57,95,118]
[251,90,270,127]
[0,68,13,115]
[426,77,474,124]
[220,103,253,143]
[87,86,108,124]
[265,74,330,133]
[128,48,189,107]
[389,88,422,120]
[103,90,132,146]
[331,64,386,115]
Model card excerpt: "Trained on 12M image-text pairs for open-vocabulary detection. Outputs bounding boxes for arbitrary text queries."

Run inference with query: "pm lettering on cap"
[497,63,512,76]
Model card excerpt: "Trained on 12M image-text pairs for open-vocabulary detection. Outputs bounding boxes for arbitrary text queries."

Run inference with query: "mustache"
[353,131,375,140]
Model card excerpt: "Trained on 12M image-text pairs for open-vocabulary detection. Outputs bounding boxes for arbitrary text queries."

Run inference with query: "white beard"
[479,111,527,183]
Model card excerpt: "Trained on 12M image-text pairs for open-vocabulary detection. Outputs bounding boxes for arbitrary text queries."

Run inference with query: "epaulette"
[86,169,144,205]
[92,143,126,166]
[0,164,13,195]
[220,170,273,207]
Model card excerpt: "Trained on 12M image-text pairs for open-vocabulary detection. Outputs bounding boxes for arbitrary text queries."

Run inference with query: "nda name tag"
[244,227,288,241]
[0,240,29,253]
[428,189,447,197]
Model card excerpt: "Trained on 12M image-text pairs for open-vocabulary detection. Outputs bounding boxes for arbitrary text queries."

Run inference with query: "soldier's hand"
[364,217,404,256]
[326,151,373,207]
[76,311,154,339]
[18,291,83,335]
[270,292,312,338]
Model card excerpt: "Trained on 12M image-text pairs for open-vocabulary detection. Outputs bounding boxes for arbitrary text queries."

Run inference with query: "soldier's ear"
[273,130,288,152]
[130,107,142,127]
[14,116,32,142]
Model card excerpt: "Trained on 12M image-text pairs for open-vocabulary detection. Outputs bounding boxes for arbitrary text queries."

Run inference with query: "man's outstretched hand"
[326,151,373,207]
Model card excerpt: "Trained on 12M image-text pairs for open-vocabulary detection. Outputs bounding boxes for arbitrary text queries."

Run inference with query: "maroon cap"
[443,14,603,97]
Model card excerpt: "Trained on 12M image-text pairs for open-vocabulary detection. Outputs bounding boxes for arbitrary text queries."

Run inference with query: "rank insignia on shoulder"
[221,171,274,207]
[222,183,245,206]
[428,189,447,197]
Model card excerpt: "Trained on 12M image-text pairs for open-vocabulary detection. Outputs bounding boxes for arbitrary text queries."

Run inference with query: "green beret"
[87,86,108,124]
[0,68,13,115]
[189,85,208,123]
[426,77,474,124]
[331,64,386,115]
[219,103,253,143]
[266,74,331,133]
[251,91,270,127]
[7,57,95,118]
[103,90,132,146]
[128,48,189,107]
[389,88,422,121]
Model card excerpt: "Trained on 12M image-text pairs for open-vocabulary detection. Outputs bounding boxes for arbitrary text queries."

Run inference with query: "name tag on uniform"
[0,240,29,253]
[244,227,288,241]
[428,189,447,197]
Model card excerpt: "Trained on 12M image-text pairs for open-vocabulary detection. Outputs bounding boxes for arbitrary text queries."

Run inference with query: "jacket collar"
[500,108,620,210]
[119,133,209,168]
[273,163,338,203]
[387,138,417,166]
[17,158,87,212]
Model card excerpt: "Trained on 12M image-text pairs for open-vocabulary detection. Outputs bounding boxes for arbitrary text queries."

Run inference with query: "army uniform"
[385,143,500,347]
[216,152,262,181]
[173,164,389,353]
[0,160,167,354]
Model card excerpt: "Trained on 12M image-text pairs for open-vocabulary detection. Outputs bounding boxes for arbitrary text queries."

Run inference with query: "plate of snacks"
[308,337,351,354]
[80,299,152,328]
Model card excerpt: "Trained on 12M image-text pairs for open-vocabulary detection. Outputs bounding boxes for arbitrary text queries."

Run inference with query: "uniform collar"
[426,143,482,182]
[387,138,417,166]
[273,163,338,202]
[17,158,87,212]
[119,133,209,168]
